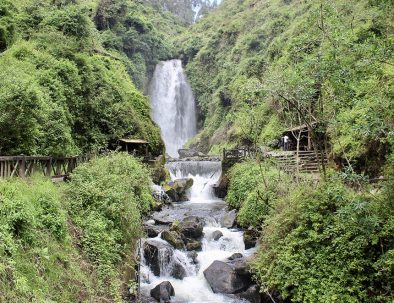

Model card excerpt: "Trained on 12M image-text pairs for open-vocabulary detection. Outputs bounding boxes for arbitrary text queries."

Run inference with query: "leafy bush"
[253,178,394,302]
[0,177,94,302]
[66,153,154,296]
[227,161,291,227]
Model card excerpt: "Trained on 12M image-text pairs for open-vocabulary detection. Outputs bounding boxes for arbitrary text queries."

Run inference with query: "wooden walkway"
[0,155,90,179]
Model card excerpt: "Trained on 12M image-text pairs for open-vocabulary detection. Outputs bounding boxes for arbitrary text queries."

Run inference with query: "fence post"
[19,156,26,178]
[46,158,52,177]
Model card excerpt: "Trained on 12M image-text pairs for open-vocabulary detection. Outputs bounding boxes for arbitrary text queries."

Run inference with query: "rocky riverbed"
[139,160,261,303]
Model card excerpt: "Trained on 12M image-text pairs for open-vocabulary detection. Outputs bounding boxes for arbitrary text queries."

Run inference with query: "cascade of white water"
[149,60,197,158]
[141,161,255,303]
[166,161,222,202]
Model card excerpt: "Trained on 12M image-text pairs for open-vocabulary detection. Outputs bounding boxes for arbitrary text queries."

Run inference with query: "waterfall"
[166,161,222,202]
[149,60,197,158]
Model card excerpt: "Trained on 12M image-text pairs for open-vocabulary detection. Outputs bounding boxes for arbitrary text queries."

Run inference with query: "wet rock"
[229,256,250,276]
[228,253,243,260]
[179,216,203,239]
[237,285,262,303]
[161,230,185,250]
[203,260,252,294]
[187,251,198,264]
[152,213,175,225]
[164,178,194,202]
[144,224,160,238]
[178,149,202,158]
[220,209,237,228]
[150,281,175,302]
[143,240,173,276]
[152,202,163,212]
[244,228,259,249]
[213,174,229,199]
[185,239,202,251]
[212,230,223,241]
[171,260,187,280]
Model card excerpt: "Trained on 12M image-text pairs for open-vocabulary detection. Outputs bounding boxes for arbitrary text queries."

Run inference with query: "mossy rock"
[161,230,185,250]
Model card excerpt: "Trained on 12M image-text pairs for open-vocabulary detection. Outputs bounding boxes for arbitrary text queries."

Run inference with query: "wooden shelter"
[118,139,149,157]
[282,124,312,151]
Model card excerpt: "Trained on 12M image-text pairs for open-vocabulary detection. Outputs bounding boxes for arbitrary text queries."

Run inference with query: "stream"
[142,59,256,302]
[140,161,256,303]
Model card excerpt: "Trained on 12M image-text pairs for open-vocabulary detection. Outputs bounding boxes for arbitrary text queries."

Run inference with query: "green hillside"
[0,0,179,156]
[177,0,393,174]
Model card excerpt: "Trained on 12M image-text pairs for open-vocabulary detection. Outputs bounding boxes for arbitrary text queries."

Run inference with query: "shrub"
[0,177,93,303]
[253,178,394,302]
[66,153,154,296]
[227,161,291,227]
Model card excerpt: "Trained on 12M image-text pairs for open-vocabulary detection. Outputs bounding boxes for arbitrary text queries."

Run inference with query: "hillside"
[0,0,183,156]
[144,0,221,24]
[177,0,393,175]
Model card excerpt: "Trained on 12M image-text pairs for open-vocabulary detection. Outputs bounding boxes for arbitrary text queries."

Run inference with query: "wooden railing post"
[46,159,52,177]
[19,156,26,178]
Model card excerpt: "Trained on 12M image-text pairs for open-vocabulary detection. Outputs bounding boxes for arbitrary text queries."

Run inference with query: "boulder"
[161,230,185,250]
[228,253,243,261]
[237,285,262,303]
[244,228,259,249]
[213,175,229,199]
[203,260,252,294]
[179,216,203,239]
[178,149,200,158]
[220,209,237,228]
[212,230,224,241]
[150,281,175,302]
[171,260,187,280]
[144,224,160,238]
[152,213,175,225]
[164,178,194,202]
[143,240,173,276]
[187,251,198,264]
[185,239,202,251]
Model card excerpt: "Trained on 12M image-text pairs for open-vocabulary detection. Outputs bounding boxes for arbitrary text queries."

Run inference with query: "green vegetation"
[0,153,153,302]
[227,160,291,227]
[94,0,184,90]
[0,0,166,156]
[254,174,394,302]
[177,0,393,173]
[226,159,394,302]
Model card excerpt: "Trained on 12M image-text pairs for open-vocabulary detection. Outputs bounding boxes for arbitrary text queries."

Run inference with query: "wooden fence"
[0,155,90,179]
[222,148,261,161]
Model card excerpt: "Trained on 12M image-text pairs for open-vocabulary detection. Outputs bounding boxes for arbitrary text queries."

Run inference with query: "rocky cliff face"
[144,0,221,24]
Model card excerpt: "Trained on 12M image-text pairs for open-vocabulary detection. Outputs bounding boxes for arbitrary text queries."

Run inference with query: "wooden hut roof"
[119,139,148,144]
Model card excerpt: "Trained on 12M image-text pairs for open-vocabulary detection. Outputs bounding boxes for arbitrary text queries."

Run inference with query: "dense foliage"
[0,154,153,302]
[227,160,291,227]
[0,0,164,156]
[226,160,393,302]
[177,0,393,174]
[0,177,96,302]
[66,153,154,299]
[253,176,394,302]
[94,0,184,90]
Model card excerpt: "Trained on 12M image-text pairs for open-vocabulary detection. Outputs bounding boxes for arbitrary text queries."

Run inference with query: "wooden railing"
[0,155,90,179]
[222,148,262,161]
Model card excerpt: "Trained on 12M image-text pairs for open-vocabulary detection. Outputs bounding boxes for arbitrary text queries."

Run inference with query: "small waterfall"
[149,60,197,158]
[166,161,221,202]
